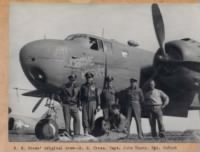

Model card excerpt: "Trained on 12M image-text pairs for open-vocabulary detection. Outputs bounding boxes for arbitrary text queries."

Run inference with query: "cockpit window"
[66,34,103,51]
[66,34,87,41]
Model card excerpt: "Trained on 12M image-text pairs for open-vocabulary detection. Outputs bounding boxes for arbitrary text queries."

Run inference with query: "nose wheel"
[35,118,58,140]
[35,94,59,140]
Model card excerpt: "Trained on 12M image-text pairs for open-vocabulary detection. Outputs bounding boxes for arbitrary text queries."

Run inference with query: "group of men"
[58,72,169,139]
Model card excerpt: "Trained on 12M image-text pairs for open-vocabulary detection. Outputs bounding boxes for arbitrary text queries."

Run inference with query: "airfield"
[8,102,200,143]
[9,130,200,142]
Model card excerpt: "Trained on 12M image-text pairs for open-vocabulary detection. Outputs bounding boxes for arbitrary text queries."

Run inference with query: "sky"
[9,3,200,133]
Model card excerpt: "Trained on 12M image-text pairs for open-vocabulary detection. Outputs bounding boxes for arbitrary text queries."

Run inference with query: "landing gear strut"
[35,94,59,140]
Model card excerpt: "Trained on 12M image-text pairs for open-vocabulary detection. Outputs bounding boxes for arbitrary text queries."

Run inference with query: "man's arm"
[78,86,82,110]
[114,90,119,104]
[139,89,144,105]
[115,115,128,133]
[75,87,80,107]
[160,90,169,108]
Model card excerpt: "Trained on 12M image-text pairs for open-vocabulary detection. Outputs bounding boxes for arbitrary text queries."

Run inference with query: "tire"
[35,118,58,140]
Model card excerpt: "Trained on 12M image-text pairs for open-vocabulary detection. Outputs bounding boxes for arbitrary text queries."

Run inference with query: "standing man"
[126,78,144,139]
[101,76,118,121]
[79,72,101,135]
[144,79,169,138]
[59,74,80,137]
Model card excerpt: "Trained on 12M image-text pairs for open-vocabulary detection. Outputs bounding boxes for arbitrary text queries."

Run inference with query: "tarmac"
[9,130,200,142]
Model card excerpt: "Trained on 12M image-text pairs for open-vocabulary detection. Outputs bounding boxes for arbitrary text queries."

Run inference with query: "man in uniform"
[92,104,128,140]
[109,104,128,133]
[79,72,101,135]
[59,74,80,137]
[101,76,118,121]
[144,80,169,138]
[126,78,144,139]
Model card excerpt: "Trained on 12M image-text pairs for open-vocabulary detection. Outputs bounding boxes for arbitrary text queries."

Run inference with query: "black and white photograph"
[8,3,200,142]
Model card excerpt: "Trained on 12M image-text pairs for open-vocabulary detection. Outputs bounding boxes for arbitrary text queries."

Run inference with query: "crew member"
[144,80,169,138]
[109,104,128,133]
[126,78,144,139]
[59,74,80,137]
[101,76,118,121]
[79,72,101,135]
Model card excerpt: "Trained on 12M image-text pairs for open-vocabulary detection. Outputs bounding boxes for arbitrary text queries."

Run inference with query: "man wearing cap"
[144,80,169,138]
[59,74,80,137]
[101,76,118,121]
[79,72,101,135]
[126,78,144,139]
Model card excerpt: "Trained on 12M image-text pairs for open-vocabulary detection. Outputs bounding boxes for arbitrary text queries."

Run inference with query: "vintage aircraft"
[16,4,200,139]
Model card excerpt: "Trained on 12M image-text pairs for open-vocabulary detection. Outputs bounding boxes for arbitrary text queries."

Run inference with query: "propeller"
[141,3,167,88]
[150,3,200,79]
[32,97,45,113]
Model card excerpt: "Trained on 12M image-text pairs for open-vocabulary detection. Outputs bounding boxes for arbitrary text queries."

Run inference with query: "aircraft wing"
[22,90,47,98]
[162,89,196,117]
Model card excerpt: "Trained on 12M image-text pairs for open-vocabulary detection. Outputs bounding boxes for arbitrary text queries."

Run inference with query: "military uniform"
[110,113,128,133]
[144,88,169,137]
[79,73,100,134]
[126,86,144,138]
[109,104,128,133]
[101,76,117,121]
[60,81,80,136]
[101,87,116,120]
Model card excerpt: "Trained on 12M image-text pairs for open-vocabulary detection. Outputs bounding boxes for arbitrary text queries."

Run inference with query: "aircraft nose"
[20,43,37,67]
[20,39,69,89]
[20,41,48,88]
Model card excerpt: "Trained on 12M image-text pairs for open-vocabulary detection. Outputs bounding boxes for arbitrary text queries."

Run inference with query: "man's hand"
[96,105,101,112]
[161,105,166,109]
[79,106,82,111]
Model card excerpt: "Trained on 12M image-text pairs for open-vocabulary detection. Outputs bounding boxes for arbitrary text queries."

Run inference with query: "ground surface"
[9,130,200,142]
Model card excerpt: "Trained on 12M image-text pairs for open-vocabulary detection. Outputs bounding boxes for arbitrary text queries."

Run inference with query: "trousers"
[62,104,80,135]
[127,102,143,137]
[82,101,97,133]
[145,105,165,137]
[103,104,114,121]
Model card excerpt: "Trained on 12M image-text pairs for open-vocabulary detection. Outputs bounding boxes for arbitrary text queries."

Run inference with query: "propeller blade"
[152,3,166,56]
[32,97,44,113]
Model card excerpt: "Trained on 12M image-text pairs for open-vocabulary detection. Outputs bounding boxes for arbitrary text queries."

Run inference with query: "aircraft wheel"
[35,118,58,140]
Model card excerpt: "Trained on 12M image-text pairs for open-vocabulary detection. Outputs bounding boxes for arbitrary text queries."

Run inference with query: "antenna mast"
[101,28,104,38]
